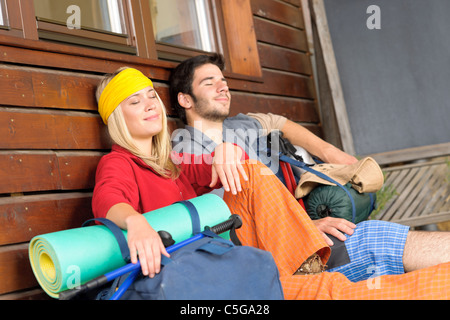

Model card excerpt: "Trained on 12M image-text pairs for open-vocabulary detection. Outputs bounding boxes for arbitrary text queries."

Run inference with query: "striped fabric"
[223,161,450,300]
[327,220,409,282]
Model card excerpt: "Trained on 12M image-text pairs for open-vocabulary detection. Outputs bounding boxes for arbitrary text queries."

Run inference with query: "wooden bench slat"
[369,143,450,166]
[381,166,427,221]
[0,244,37,295]
[381,166,425,221]
[398,166,442,220]
[0,64,175,115]
[406,164,447,219]
[0,151,59,194]
[377,159,450,226]
[392,166,435,220]
[415,175,448,218]
[0,65,98,110]
[373,170,401,221]
[432,181,450,213]
[389,211,450,227]
[0,108,111,150]
[56,152,103,190]
[379,167,419,221]
[0,151,103,194]
[0,192,93,246]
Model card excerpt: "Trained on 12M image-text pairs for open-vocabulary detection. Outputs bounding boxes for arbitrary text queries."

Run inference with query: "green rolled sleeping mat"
[305,183,377,224]
[29,194,232,299]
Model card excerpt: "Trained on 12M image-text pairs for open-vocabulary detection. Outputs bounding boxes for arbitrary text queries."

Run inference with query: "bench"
[370,144,450,228]
[373,157,449,227]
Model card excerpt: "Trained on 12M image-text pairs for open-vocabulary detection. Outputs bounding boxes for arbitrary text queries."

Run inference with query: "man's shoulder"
[223,113,262,130]
[171,126,215,154]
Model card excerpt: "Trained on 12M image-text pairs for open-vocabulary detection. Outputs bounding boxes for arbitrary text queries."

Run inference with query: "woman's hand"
[126,214,170,278]
[106,203,170,277]
[210,143,248,194]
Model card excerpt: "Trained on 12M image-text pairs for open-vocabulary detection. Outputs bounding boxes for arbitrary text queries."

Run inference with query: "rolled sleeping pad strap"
[176,200,201,235]
[82,217,131,263]
[29,194,231,299]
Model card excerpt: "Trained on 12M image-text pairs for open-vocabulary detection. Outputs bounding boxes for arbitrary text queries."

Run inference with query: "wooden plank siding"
[249,0,319,133]
[0,0,321,299]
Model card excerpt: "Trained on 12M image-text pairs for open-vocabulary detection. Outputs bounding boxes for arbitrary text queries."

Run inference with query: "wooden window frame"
[0,0,262,80]
[35,0,137,55]
[0,0,8,28]
[220,0,262,79]
[151,0,223,62]
[151,0,262,80]
[0,0,38,39]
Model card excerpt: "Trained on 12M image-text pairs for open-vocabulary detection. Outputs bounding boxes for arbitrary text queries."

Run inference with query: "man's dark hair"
[169,53,225,124]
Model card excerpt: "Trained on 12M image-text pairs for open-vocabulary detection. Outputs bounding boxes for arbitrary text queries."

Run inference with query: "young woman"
[93,67,251,279]
[93,67,449,300]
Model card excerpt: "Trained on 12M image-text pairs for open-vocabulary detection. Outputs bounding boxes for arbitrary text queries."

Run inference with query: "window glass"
[150,0,216,52]
[0,0,8,27]
[34,0,126,35]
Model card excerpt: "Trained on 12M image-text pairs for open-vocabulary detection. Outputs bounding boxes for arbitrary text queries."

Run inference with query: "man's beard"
[191,94,230,123]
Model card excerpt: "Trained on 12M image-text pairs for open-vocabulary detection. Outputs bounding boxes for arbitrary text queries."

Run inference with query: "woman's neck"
[134,138,153,157]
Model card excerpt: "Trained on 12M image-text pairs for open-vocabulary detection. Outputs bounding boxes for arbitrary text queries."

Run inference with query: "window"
[150,0,217,52]
[34,0,126,35]
[33,0,136,54]
[1,0,262,78]
[0,0,8,29]
[149,0,222,61]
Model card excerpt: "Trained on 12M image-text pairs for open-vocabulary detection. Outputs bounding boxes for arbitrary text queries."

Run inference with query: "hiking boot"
[294,253,326,275]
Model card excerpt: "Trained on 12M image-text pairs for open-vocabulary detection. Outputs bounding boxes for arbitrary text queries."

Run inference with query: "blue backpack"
[94,200,284,300]
[120,230,284,300]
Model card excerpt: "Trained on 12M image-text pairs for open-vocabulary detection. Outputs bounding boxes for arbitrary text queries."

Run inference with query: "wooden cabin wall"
[0,0,320,299]
[238,0,320,135]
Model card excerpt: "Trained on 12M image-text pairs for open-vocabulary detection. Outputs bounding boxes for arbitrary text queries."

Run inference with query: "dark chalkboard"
[323,0,450,155]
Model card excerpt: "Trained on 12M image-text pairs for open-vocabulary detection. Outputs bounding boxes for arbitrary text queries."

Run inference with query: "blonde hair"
[96,67,180,179]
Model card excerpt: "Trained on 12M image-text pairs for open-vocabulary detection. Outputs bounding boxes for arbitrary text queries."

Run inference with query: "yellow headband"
[98,68,154,124]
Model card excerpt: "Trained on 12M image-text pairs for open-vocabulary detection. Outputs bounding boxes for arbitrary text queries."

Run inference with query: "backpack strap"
[83,218,131,263]
[279,154,357,224]
[175,200,201,235]
[267,131,358,223]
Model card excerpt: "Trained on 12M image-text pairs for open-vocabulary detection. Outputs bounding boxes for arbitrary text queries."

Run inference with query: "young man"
[169,53,450,283]
[170,54,360,245]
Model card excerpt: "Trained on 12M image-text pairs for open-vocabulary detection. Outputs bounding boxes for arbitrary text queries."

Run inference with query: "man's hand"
[313,217,356,246]
[210,143,248,194]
